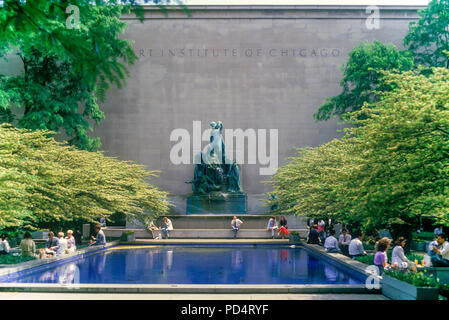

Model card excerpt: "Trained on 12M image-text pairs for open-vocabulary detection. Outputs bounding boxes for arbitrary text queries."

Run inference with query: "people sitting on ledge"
[278,216,289,239]
[266,216,278,239]
[307,224,320,245]
[324,229,339,253]
[348,232,367,259]
[161,217,174,239]
[338,228,351,257]
[0,234,10,255]
[374,237,391,274]
[391,236,417,272]
[90,224,106,246]
[52,232,68,256]
[20,232,36,258]
[231,216,243,239]
[430,233,449,267]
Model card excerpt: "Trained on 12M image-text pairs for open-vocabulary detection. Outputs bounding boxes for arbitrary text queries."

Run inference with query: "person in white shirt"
[338,229,352,256]
[431,233,449,267]
[348,233,366,258]
[391,236,417,272]
[66,230,76,253]
[324,230,339,253]
[0,234,10,255]
[52,232,68,256]
[266,217,278,239]
[162,217,174,239]
[231,216,243,239]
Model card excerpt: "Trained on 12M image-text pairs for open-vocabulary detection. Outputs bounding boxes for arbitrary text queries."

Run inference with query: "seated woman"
[66,230,77,253]
[20,232,36,258]
[161,217,173,239]
[374,237,391,274]
[391,237,417,272]
[266,216,278,239]
[0,234,10,255]
[278,216,289,239]
[146,220,161,239]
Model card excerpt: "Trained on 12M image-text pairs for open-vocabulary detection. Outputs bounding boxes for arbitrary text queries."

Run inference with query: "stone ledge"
[104,228,308,239]
[0,283,375,294]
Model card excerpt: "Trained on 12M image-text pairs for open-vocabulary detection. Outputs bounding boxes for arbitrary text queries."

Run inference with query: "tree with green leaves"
[270,67,449,236]
[314,41,414,121]
[0,124,170,229]
[404,0,449,69]
[0,0,189,150]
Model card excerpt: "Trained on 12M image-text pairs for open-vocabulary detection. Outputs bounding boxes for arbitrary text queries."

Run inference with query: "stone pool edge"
[0,241,380,294]
[0,241,119,279]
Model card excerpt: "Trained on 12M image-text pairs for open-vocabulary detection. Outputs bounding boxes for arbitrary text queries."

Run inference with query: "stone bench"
[104,228,308,239]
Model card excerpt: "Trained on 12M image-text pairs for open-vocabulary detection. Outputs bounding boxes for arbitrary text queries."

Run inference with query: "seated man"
[90,224,106,246]
[324,229,339,253]
[266,216,278,239]
[231,216,243,239]
[45,232,59,255]
[348,232,367,259]
[431,233,449,267]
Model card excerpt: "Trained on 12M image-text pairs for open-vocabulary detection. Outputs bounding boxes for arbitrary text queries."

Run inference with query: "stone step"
[125,214,308,230]
[104,228,309,239]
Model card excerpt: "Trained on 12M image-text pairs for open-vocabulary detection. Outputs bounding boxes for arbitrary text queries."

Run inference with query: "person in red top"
[278,216,290,239]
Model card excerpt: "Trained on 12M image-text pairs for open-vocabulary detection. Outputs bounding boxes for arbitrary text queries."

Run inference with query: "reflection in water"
[165,250,173,270]
[12,247,366,285]
[231,250,243,270]
[38,263,79,285]
[324,264,338,282]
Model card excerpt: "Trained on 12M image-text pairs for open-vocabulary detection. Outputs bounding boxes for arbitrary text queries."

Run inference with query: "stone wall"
[1,5,425,214]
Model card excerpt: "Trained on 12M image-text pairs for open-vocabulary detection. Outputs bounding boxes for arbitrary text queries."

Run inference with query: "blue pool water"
[3,246,365,284]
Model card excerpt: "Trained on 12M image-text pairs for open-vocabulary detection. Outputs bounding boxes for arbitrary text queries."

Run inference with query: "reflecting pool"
[4,246,365,284]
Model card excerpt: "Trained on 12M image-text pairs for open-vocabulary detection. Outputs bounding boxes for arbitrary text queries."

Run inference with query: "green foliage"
[0,1,190,151]
[404,0,449,69]
[0,124,170,229]
[314,41,414,121]
[0,254,36,265]
[384,269,439,288]
[268,68,449,234]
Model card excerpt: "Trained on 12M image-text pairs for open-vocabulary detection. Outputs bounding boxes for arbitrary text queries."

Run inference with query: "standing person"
[66,230,76,253]
[348,232,367,259]
[52,232,68,256]
[0,234,10,255]
[307,225,320,244]
[278,216,289,239]
[161,217,173,239]
[20,232,36,257]
[74,229,82,247]
[392,237,417,272]
[374,237,391,274]
[338,229,352,256]
[231,216,243,239]
[266,216,278,239]
[430,233,449,267]
[324,230,339,253]
[90,224,106,246]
